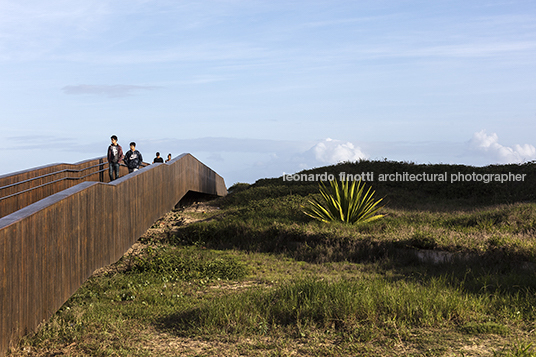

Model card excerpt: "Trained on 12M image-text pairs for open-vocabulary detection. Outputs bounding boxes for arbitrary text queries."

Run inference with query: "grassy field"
[8,160,536,356]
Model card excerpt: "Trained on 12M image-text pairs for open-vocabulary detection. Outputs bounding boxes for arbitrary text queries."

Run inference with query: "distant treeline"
[251,160,536,207]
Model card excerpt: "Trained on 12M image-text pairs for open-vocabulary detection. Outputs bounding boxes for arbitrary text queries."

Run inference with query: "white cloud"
[310,138,367,164]
[469,130,536,163]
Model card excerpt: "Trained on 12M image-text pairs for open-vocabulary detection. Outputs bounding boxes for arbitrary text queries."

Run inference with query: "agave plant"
[303,180,385,224]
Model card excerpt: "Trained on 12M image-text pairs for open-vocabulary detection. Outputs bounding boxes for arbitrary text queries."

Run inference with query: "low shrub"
[131,246,247,282]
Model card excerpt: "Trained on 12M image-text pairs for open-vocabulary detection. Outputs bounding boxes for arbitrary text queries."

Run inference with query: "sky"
[1,0,535,186]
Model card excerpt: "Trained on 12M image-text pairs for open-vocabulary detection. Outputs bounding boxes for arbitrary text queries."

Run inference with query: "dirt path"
[91,202,220,277]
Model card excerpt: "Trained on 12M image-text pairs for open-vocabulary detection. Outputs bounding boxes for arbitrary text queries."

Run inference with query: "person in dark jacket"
[153,152,164,163]
[124,142,143,173]
[107,135,124,181]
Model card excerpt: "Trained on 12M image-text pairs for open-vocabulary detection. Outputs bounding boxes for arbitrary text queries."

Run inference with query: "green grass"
[11,247,536,356]
[170,199,536,265]
[9,160,536,356]
[131,245,247,282]
[170,275,532,336]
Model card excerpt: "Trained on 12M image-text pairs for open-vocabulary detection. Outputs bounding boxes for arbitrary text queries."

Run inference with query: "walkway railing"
[0,154,226,356]
[0,157,149,219]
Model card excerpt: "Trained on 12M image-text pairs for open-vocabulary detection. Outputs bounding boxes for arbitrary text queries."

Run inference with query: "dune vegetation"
[9,160,536,356]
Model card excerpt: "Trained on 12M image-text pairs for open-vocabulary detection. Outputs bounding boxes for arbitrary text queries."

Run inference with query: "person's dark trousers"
[109,162,120,181]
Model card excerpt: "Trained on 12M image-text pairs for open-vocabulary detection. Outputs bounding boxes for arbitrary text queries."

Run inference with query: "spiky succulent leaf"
[303,180,384,225]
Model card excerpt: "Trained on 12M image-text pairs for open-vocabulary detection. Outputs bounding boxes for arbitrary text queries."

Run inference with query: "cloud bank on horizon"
[1,130,535,185]
[469,130,536,164]
[226,131,536,183]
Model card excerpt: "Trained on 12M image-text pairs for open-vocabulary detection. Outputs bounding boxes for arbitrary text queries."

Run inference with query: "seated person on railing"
[153,152,164,163]
[107,135,124,181]
[124,142,143,173]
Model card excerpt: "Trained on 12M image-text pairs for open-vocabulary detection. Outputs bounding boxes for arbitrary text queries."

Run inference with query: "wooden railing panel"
[0,158,109,189]
[0,227,5,354]
[0,154,226,356]
[0,158,135,219]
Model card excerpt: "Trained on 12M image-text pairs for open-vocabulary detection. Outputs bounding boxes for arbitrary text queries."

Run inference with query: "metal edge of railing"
[0,164,104,191]
[0,158,149,200]
[0,157,105,179]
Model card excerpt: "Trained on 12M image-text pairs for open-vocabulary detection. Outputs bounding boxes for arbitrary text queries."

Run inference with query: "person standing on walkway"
[107,135,123,181]
[124,142,143,173]
[153,152,164,163]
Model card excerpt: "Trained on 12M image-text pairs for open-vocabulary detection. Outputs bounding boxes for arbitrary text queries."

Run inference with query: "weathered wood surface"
[0,154,226,356]
[0,158,154,219]
[0,157,121,219]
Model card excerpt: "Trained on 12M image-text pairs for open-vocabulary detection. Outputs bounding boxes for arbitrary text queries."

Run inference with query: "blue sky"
[1,0,535,185]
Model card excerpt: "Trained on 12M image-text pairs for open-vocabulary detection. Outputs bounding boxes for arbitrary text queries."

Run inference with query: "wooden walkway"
[0,154,226,356]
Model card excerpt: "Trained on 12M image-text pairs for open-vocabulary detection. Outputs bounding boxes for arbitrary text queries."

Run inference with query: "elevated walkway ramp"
[0,154,226,356]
